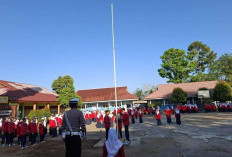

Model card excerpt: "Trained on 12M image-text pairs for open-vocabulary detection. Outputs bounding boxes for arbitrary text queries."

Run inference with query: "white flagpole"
[111,3,119,136]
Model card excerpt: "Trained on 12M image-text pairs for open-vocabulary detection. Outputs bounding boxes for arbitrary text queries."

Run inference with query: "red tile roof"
[145,81,217,100]
[77,87,138,102]
[0,80,58,103]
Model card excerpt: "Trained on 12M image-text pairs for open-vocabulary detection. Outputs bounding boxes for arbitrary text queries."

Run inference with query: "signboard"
[0,96,9,104]
[0,110,12,116]
[198,90,210,98]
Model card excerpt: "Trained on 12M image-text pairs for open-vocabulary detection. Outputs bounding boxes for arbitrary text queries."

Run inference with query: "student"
[28,117,37,145]
[49,116,57,138]
[103,129,125,157]
[155,109,162,126]
[39,119,45,143]
[165,107,172,125]
[19,118,28,149]
[121,108,130,143]
[175,109,181,125]
[130,109,135,124]
[1,117,9,147]
[138,109,143,123]
[104,110,111,140]
[8,117,15,146]
[135,109,138,119]
[16,119,23,146]
[115,112,122,139]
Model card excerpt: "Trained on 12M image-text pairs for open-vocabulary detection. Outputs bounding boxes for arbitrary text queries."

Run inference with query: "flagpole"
[111,3,119,136]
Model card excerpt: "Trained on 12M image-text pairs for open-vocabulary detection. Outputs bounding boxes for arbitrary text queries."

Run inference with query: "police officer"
[61,98,86,157]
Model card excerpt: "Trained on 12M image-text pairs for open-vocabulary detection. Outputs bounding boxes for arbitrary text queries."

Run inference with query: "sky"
[0,0,232,93]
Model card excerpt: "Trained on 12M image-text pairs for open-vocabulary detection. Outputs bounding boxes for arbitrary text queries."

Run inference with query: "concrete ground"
[0,112,232,157]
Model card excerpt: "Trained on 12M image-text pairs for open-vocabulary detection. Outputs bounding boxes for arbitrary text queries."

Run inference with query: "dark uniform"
[61,98,86,157]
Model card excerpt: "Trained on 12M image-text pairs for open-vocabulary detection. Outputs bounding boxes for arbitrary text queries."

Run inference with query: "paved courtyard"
[0,112,232,157]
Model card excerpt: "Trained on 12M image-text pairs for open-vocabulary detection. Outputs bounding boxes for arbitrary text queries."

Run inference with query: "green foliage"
[213,81,232,102]
[52,75,75,94]
[198,87,208,90]
[148,103,153,108]
[28,109,52,122]
[209,53,232,86]
[169,88,187,103]
[151,102,162,108]
[134,88,144,100]
[187,41,217,74]
[158,48,194,83]
[52,75,82,108]
[158,41,218,83]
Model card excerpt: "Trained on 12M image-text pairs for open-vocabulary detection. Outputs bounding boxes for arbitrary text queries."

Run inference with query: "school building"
[77,86,138,111]
[145,81,217,105]
[0,80,61,118]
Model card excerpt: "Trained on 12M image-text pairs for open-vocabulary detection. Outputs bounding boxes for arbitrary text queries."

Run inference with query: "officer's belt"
[65,132,81,136]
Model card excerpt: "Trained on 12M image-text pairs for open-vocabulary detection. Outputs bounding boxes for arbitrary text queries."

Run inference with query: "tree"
[209,53,232,86]
[169,88,187,104]
[158,48,194,83]
[52,75,82,108]
[52,75,75,94]
[134,88,144,100]
[187,41,217,81]
[213,81,232,102]
[142,84,157,97]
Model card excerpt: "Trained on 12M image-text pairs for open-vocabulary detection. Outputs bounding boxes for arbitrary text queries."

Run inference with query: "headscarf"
[175,108,180,114]
[156,109,159,115]
[105,129,123,157]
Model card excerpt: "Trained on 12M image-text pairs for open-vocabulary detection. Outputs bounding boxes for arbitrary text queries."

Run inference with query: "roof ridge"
[157,80,217,86]
[77,86,127,91]
[0,80,44,87]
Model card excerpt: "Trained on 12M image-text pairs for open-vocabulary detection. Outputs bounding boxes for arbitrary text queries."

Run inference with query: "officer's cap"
[69,98,80,107]
[69,98,80,104]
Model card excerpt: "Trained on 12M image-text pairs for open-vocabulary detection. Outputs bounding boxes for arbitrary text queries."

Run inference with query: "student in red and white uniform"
[182,105,186,113]
[193,105,198,113]
[103,129,125,157]
[16,119,22,146]
[39,119,45,143]
[18,118,28,149]
[130,108,135,124]
[49,116,57,138]
[115,112,122,139]
[165,107,172,125]
[28,117,37,145]
[155,109,162,126]
[138,109,143,123]
[175,109,181,125]
[104,110,111,140]
[56,114,63,135]
[1,117,9,147]
[8,117,16,146]
[135,109,138,119]
[121,108,130,143]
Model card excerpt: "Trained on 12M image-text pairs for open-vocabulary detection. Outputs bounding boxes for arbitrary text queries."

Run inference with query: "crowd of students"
[0,114,63,149]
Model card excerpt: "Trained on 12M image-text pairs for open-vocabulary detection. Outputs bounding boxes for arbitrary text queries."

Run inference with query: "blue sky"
[0,0,232,92]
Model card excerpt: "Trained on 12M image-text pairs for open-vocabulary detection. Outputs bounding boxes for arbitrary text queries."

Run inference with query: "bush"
[169,88,187,104]
[213,81,232,102]
[28,109,52,122]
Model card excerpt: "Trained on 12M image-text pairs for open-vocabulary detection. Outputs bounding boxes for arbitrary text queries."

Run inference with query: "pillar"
[22,105,25,118]
[163,99,166,106]
[108,102,111,108]
[192,98,195,104]
[97,103,99,109]
[47,104,50,110]
[58,104,60,114]
[33,104,37,111]
[85,104,87,110]
[121,101,123,108]
[150,100,151,104]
